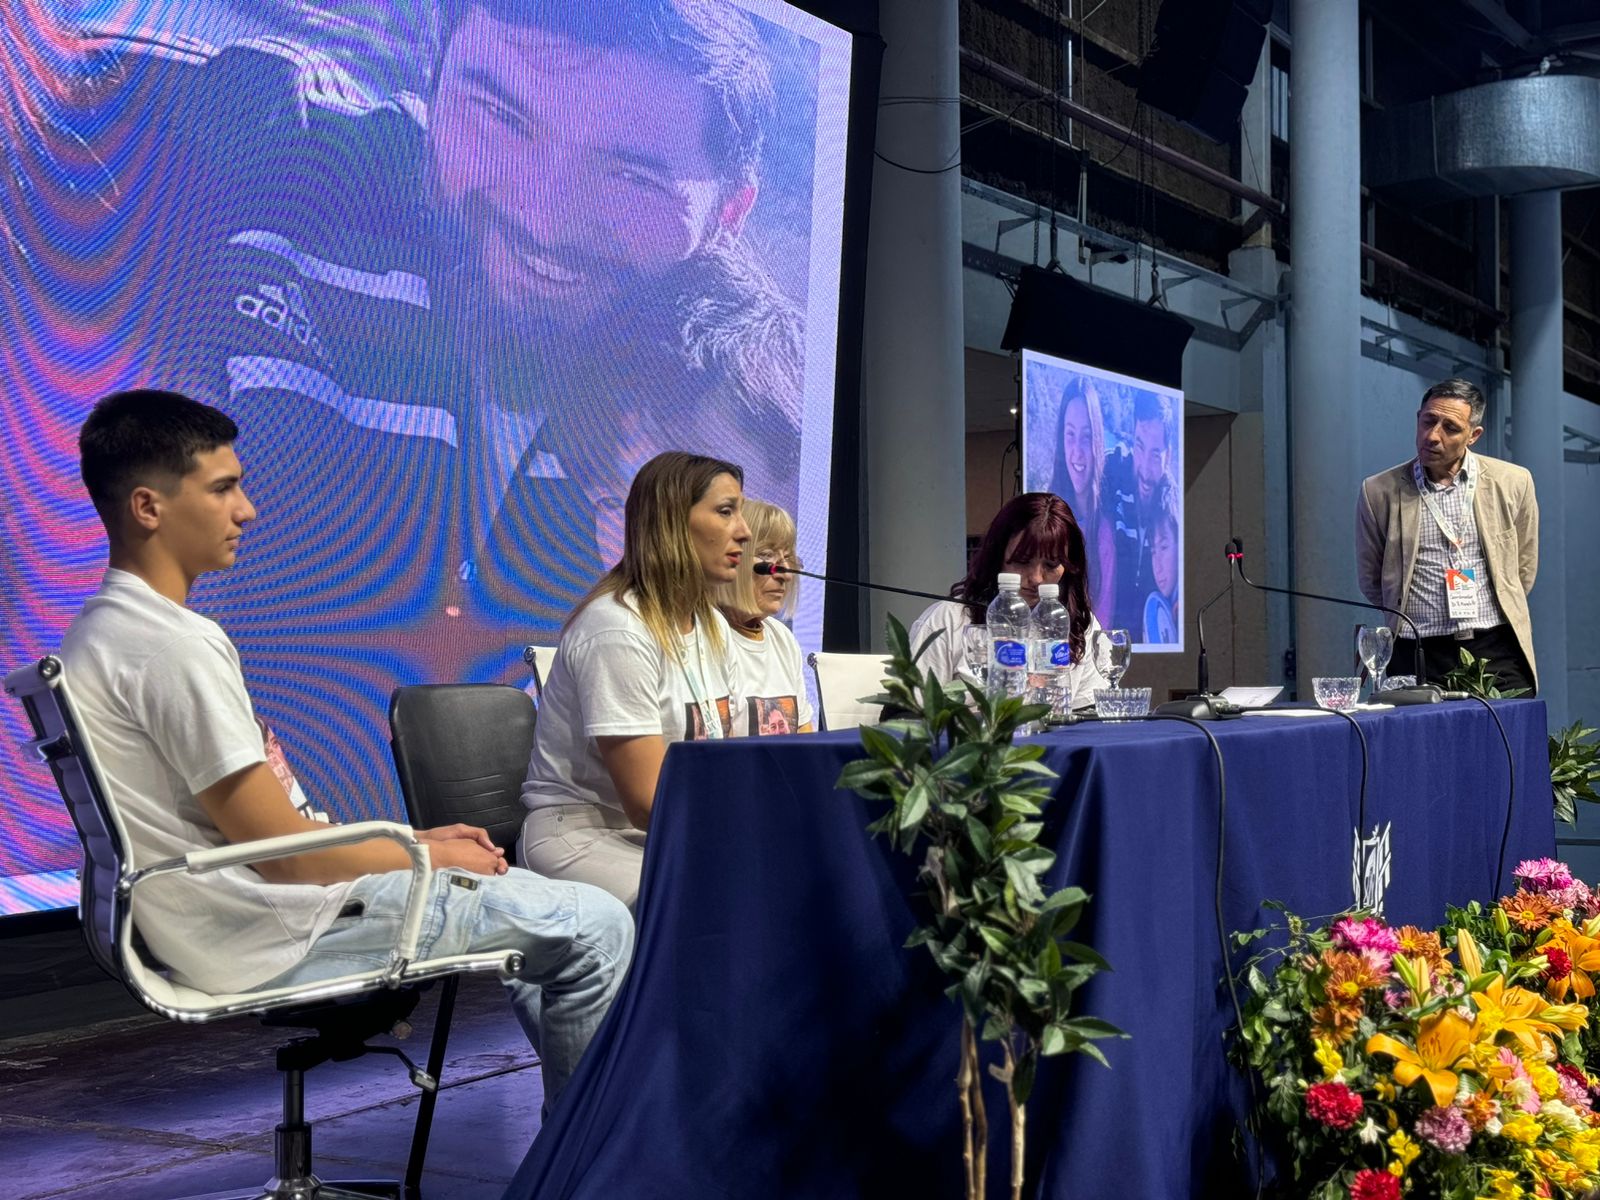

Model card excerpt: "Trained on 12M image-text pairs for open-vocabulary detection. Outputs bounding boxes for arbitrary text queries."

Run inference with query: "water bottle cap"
[996,573,1022,589]
[1036,583,1059,599]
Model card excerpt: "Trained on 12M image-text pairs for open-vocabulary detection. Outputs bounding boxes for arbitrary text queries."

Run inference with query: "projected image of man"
[426,0,801,578]
[156,0,801,639]
[1104,392,1176,637]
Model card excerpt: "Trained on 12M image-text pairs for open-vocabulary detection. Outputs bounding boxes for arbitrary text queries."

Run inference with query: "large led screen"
[1020,349,1185,655]
[0,1,853,913]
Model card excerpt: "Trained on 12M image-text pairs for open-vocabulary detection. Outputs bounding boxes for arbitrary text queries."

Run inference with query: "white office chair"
[5,656,523,1200]
[522,644,559,703]
[806,651,892,731]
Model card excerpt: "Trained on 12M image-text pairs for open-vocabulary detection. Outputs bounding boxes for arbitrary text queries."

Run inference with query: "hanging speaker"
[1136,0,1271,144]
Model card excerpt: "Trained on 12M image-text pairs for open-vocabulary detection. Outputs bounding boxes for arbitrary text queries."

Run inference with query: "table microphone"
[1226,537,1463,705]
[752,561,952,605]
[1153,550,1244,720]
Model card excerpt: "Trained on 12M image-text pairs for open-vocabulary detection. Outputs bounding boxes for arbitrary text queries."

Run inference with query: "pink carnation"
[1414,1105,1472,1153]
[1331,917,1401,968]
[1551,879,1593,913]
[1556,1064,1594,1112]
[1514,857,1574,894]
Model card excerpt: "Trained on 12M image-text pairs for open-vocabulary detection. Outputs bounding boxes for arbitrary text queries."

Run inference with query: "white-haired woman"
[714,499,814,735]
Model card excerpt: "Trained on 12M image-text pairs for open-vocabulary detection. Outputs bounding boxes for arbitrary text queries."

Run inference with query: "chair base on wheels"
[162,993,433,1200]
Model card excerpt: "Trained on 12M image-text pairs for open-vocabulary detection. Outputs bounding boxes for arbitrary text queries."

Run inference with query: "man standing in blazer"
[1356,377,1539,694]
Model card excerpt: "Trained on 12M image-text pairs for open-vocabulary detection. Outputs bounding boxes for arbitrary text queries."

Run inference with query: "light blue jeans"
[258,866,633,1107]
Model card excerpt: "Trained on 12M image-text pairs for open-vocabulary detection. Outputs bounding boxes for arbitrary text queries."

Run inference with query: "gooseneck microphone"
[1153,555,1244,720]
[752,561,952,605]
[1226,538,1459,705]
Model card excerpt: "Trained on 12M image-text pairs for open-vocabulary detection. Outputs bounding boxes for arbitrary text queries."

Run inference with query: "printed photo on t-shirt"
[749,695,800,736]
[256,717,324,820]
[684,696,734,741]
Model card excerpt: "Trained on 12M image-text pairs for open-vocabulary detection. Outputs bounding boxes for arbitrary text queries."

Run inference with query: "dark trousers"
[1392,623,1534,695]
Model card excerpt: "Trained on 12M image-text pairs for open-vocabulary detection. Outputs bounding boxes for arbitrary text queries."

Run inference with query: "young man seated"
[60,389,632,1108]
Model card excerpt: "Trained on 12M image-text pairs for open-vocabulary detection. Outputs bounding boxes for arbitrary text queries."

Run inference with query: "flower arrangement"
[1234,859,1600,1199]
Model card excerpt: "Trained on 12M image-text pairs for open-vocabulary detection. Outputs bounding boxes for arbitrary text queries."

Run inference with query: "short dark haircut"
[1133,391,1174,439]
[435,0,774,183]
[1421,377,1487,427]
[79,390,238,520]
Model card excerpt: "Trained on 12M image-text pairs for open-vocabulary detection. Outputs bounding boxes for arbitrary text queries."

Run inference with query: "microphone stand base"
[1154,694,1245,720]
[1379,685,1445,705]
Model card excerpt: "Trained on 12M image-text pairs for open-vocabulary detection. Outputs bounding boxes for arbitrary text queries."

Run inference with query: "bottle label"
[993,639,1027,668]
[1048,639,1073,668]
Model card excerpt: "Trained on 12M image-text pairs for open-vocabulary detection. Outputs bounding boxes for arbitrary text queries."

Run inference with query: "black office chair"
[387,684,537,1194]
[5,657,523,1200]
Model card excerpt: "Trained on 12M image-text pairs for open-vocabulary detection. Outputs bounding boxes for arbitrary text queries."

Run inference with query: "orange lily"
[1544,918,1600,1002]
[1366,1010,1474,1107]
[1470,975,1582,1055]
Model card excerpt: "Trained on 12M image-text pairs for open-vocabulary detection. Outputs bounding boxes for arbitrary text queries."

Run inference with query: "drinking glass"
[962,626,990,686]
[1095,628,1132,688]
[1356,625,1395,697]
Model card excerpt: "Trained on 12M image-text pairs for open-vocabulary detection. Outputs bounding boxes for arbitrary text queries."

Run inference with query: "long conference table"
[504,699,1555,1199]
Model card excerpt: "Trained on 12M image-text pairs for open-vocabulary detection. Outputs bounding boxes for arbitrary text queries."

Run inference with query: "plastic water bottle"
[985,572,1033,709]
[1029,583,1074,723]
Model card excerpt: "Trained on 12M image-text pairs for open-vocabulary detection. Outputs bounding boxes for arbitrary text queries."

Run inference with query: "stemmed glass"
[962,625,990,687]
[1095,628,1132,687]
[1356,625,1395,698]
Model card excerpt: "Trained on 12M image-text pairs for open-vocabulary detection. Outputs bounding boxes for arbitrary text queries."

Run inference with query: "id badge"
[1445,567,1479,621]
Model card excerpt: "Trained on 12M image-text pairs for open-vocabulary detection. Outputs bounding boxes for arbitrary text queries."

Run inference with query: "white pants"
[520,804,646,911]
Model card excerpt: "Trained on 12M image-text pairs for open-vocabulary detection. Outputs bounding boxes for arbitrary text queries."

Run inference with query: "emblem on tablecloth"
[1351,822,1392,916]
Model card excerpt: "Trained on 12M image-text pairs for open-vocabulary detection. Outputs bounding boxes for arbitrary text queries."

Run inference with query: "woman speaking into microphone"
[714,499,814,735]
[519,451,750,910]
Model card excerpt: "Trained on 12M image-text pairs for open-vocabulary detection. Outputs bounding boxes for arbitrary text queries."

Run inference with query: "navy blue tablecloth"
[505,700,1554,1199]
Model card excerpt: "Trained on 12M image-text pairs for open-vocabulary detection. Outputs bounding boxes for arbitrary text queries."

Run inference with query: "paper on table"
[1219,686,1284,708]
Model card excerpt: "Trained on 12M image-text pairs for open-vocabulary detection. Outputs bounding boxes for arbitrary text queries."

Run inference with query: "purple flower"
[1514,857,1574,893]
[1413,1105,1472,1154]
[1552,879,1594,914]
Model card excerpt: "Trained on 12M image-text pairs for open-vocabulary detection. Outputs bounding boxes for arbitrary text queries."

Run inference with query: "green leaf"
[900,777,932,830]
[1059,940,1112,972]
[857,722,901,763]
[1012,1051,1038,1105]
[1063,1016,1126,1040]
[978,925,1013,955]
[1040,1025,1066,1056]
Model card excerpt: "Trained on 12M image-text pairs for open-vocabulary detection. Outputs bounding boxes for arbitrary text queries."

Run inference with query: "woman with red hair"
[908,492,1111,702]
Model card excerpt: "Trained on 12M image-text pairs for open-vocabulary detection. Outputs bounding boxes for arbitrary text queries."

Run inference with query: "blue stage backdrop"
[0,0,854,913]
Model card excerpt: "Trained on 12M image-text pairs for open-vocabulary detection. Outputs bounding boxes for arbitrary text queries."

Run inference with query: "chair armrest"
[181,820,417,873]
[143,821,433,982]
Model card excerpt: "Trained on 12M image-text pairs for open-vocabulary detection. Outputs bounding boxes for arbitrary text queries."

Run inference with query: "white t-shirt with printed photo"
[59,570,351,994]
[728,617,815,735]
[521,593,741,817]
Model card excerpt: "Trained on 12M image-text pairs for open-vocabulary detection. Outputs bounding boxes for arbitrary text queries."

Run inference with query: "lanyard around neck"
[1414,454,1477,552]
[674,617,724,740]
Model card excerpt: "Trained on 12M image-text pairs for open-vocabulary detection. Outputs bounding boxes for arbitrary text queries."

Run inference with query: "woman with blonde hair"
[714,499,814,735]
[520,451,751,909]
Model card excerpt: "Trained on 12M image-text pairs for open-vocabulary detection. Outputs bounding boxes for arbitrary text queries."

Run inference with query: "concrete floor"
[0,978,543,1199]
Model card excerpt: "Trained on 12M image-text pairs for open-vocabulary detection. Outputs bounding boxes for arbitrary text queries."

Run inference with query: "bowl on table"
[1093,687,1151,721]
[1311,676,1362,711]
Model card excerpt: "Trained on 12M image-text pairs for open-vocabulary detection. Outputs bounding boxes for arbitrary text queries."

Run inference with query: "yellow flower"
[1458,927,1485,978]
[1501,1112,1542,1144]
[1367,1011,1474,1107]
[1529,1061,1561,1101]
[1374,1077,1397,1103]
[1478,1166,1525,1199]
[1312,1037,1343,1080]
[1386,1129,1421,1176]
[1470,975,1572,1056]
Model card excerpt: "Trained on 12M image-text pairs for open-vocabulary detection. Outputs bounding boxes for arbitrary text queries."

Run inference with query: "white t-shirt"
[728,617,815,736]
[59,570,350,993]
[908,599,1112,707]
[522,593,741,816]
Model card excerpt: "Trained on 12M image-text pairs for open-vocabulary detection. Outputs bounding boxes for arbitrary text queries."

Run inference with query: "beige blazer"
[1354,453,1539,689]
